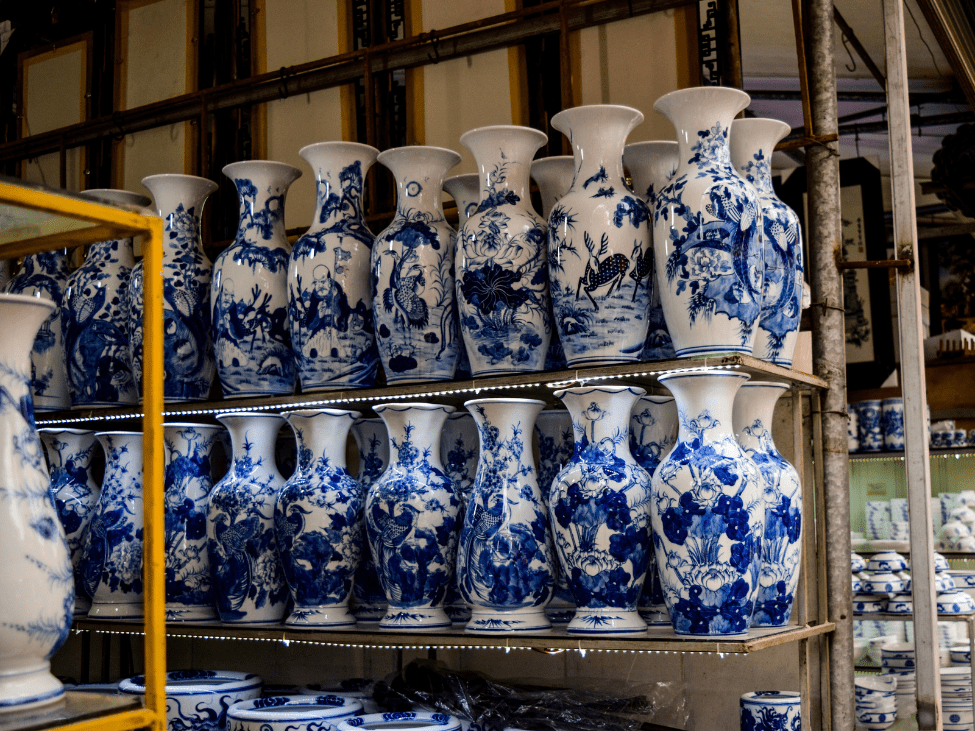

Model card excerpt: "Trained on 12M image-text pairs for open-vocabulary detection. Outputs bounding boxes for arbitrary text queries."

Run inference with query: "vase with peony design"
[440,412,479,625]
[350,418,390,622]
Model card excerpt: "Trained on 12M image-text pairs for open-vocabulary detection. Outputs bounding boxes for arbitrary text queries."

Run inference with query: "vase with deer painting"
[547,105,653,366]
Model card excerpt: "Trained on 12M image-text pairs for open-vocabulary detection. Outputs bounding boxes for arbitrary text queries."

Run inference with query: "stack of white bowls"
[880,643,918,719]
[854,675,898,731]
[941,666,974,730]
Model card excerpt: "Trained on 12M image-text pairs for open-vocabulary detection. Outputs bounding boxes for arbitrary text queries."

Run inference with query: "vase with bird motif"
[288,143,379,391]
[214,161,302,397]
[351,418,389,622]
[207,412,289,624]
[730,118,804,366]
[0,295,73,712]
[458,398,554,633]
[65,190,150,408]
[38,428,100,616]
[275,409,364,627]
[441,411,479,625]
[651,87,764,357]
[366,402,460,630]
[163,422,225,621]
[372,147,461,384]
[547,106,653,367]
[549,385,653,635]
[81,431,144,619]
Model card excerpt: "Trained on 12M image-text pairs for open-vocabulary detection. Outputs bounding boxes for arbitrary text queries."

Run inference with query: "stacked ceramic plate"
[941,666,974,731]
[854,675,898,731]
[880,643,918,719]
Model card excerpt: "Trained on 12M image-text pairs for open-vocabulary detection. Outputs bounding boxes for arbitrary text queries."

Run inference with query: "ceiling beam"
[913,0,975,110]
[745,90,964,103]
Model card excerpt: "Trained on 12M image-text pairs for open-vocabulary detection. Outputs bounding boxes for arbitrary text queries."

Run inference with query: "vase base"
[465,608,551,634]
[673,345,752,358]
[384,375,455,385]
[638,605,671,626]
[567,609,647,635]
[71,399,138,410]
[88,602,143,620]
[565,355,638,368]
[446,605,471,625]
[545,609,574,624]
[0,664,64,715]
[33,399,70,412]
[215,616,288,626]
[379,607,452,630]
[165,604,218,622]
[353,606,387,623]
[73,599,92,616]
[301,381,374,393]
[285,605,356,628]
[220,387,297,398]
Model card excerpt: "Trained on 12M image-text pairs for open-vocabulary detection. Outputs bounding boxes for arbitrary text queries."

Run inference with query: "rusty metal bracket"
[836,258,913,270]
[278,66,293,99]
[426,30,441,63]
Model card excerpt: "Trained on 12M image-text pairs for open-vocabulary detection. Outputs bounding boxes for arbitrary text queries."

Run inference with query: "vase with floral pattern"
[351,418,389,622]
[441,412,479,625]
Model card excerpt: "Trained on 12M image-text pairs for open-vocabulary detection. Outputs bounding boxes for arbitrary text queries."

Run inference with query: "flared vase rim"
[656,369,750,385]
[653,86,751,117]
[373,402,456,414]
[637,394,675,403]
[624,140,679,151]
[459,124,548,150]
[531,155,574,168]
[141,173,219,194]
[553,384,646,399]
[463,397,547,408]
[38,427,97,435]
[298,141,380,161]
[162,422,227,430]
[0,292,56,313]
[94,430,143,437]
[222,159,303,181]
[352,416,383,424]
[377,145,462,170]
[731,117,792,146]
[282,408,362,421]
[79,188,152,208]
[215,411,286,422]
[551,103,645,135]
[739,381,790,392]
[444,172,479,184]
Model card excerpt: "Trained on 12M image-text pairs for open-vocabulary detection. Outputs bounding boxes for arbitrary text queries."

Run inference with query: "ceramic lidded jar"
[288,143,380,391]
[444,174,481,230]
[740,691,801,731]
[730,118,804,366]
[350,418,389,623]
[366,402,461,630]
[214,161,302,397]
[548,105,654,367]
[652,87,764,357]
[372,147,461,384]
[440,411,479,626]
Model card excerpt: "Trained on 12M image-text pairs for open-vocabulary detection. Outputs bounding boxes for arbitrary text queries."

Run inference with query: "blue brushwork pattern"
[351,420,389,618]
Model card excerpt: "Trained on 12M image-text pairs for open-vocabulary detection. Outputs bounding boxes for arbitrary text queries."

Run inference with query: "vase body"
[163,423,225,621]
[548,106,653,367]
[441,412,479,625]
[276,409,365,627]
[550,385,652,635]
[207,413,289,624]
[128,175,219,402]
[83,431,144,619]
[857,400,883,452]
[651,371,766,635]
[882,397,905,451]
[350,418,390,622]
[733,382,802,627]
[652,87,764,357]
[458,398,554,633]
[622,141,678,361]
[38,428,100,616]
[629,395,678,625]
[4,253,69,410]
[0,295,72,712]
[444,174,480,229]
[366,403,460,629]
[214,162,302,397]
[730,118,804,366]
[372,147,461,384]
[289,143,379,391]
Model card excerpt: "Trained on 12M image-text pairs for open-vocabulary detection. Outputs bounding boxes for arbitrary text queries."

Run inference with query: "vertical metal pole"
[805,0,852,728]
[882,0,940,726]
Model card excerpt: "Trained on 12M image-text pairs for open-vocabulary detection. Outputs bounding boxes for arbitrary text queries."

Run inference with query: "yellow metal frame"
[0,181,166,731]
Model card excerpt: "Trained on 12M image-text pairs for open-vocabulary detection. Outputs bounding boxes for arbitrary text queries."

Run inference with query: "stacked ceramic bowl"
[854,675,898,731]
[941,666,975,731]
[879,643,918,719]
[854,552,908,614]
[228,695,363,731]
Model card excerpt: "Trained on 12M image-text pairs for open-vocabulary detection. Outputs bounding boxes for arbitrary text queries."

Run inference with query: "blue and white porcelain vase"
[372,147,461,383]
[366,402,460,629]
[83,430,145,619]
[882,397,905,451]
[0,295,72,712]
[289,143,380,391]
[163,422,225,621]
[730,118,804,366]
[444,174,480,229]
[550,385,653,635]
[739,691,801,731]
[857,400,883,452]
[651,370,766,635]
[733,382,802,628]
[457,126,551,375]
[350,418,389,623]
[548,106,653,366]
[214,161,302,397]
[276,409,365,627]
[459,398,554,633]
[4,253,69,410]
[441,412,479,626]
[533,409,574,623]
[629,394,678,626]
[207,412,289,624]
[228,694,361,731]
[38,428,100,616]
[622,141,678,361]
[129,175,219,402]
[66,190,150,408]
[652,87,764,357]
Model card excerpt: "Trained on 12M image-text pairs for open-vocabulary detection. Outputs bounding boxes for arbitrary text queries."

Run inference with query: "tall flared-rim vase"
[651,370,766,635]
[289,143,380,391]
[530,156,574,220]
[350,418,390,623]
[548,105,653,367]
[443,174,480,230]
[651,87,764,358]
[214,161,302,397]
[0,294,73,713]
[550,385,653,635]
[441,411,478,626]
[366,402,460,630]
[733,381,802,627]
[730,118,804,367]
[277,409,364,628]
[457,125,551,376]
[458,398,554,634]
[373,147,461,384]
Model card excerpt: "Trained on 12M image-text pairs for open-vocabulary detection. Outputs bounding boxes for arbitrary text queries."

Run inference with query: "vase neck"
[654,88,748,175]
[142,175,217,255]
[733,383,787,454]
[301,143,377,233]
[530,156,574,218]
[22,250,68,278]
[462,127,546,209]
[218,415,284,477]
[287,411,357,474]
[88,237,136,266]
[0,297,55,424]
[660,372,748,445]
[377,405,453,472]
[224,162,301,245]
[553,106,642,191]
[39,430,97,470]
[97,433,144,476]
[623,142,679,204]
[557,387,643,459]
[730,119,790,198]
[466,399,544,461]
[380,147,461,220]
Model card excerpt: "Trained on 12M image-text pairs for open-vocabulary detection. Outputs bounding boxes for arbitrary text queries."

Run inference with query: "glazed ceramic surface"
[214,162,301,397]
[882,398,905,451]
[652,371,766,635]
[443,174,480,229]
[0,295,72,713]
[372,147,461,384]
[857,400,884,452]
[227,694,362,731]
[548,106,653,367]
[652,87,763,357]
[550,385,652,635]
[530,156,574,220]
[276,409,364,627]
[739,691,801,731]
[335,713,461,731]
[289,143,379,391]
[440,412,479,626]
[120,670,263,731]
[848,406,859,452]
[207,413,289,624]
[366,403,460,629]
[350,418,389,622]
